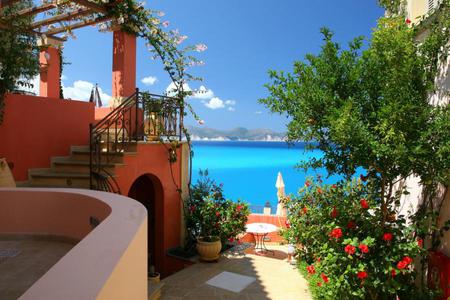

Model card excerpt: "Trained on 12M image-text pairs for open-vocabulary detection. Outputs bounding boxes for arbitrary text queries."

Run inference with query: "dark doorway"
[128,174,163,275]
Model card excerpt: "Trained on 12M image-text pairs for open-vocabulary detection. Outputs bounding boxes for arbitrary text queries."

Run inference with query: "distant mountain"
[186,126,286,141]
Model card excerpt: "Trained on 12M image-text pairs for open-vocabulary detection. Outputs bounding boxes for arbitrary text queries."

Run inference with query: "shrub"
[283,177,426,299]
[185,170,250,246]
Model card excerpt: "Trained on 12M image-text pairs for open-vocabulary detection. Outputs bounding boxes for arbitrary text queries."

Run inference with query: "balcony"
[0,188,147,299]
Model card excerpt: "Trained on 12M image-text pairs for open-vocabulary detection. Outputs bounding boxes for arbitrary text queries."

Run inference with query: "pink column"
[39,39,61,99]
[112,30,137,98]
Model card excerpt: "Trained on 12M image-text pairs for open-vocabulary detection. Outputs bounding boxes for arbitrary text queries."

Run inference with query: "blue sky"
[59,0,384,132]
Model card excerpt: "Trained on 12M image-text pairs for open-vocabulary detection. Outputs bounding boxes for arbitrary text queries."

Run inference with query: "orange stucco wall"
[115,142,186,277]
[0,94,95,181]
[39,46,61,99]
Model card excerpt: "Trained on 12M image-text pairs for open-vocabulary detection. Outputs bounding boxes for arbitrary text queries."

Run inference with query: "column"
[112,30,137,98]
[38,37,62,99]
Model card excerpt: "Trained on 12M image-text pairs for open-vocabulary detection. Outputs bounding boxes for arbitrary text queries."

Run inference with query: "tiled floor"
[0,238,74,300]
[161,245,312,300]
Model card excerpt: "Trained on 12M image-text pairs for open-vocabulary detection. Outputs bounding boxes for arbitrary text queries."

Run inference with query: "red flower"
[383,233,393,241]
[216,211,221,217]
[359,244,369,254]
[302,207,308,214]
[391,269,396,278]
[317,282,322,287]
[228,237,235,243]
[402,256,413,265]
[330,228,343,239]
[357,271,368,280]
[345,244,356,255]
[305,181,311,187]
[321,273,329,283]
[332,184,337,189]
[317,257,321,263]
[360,199,369,209]
[317,187,323,194]
[307,264,316,275]
[406,18,411,24]
[285,219,291,228]
[347,221,356,229]
[417,238,423,248]
[397,260,408,269]
[236,205,243,213]
[331,207,338,218]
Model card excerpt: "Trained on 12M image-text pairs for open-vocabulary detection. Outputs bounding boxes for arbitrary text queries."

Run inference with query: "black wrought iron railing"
[89,88,183,193]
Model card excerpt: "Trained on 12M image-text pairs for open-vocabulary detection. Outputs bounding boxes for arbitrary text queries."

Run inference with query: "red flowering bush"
[282,177,424,299]
[185,170,250,245]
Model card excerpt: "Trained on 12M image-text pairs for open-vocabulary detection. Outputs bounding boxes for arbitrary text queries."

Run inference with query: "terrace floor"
[0,237,75,300]
[161,245,312,300]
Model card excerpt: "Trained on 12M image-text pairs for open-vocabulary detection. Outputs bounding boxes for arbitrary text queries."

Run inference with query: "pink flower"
[176,35,188,44]
[198,119,205,125]
[162,21,170,27]
[195,43,208,52]
[228,237,235,243]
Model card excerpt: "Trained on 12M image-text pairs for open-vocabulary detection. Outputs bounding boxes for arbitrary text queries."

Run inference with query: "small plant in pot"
[148,253,160,283]
[185,170,250,261]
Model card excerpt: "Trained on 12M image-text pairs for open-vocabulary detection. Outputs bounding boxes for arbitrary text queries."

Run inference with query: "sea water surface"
[191,141,345,212]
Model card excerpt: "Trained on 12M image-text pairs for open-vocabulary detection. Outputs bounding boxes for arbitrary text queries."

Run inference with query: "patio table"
[245,223,279,255]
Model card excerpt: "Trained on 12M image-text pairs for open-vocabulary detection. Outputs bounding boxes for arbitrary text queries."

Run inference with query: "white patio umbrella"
[275,171,287,216]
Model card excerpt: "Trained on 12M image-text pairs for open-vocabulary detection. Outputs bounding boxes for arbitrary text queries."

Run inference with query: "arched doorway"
[128,174,164,275]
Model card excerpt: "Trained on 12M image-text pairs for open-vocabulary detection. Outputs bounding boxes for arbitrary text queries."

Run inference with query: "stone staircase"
[21,144,136,189]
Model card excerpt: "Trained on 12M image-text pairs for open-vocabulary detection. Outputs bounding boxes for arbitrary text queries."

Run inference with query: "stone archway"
[128,174,164,275]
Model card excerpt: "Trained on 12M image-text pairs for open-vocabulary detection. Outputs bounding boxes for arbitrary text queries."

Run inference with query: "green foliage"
[283,178,433,299]
[260,20,449,187]
[185,170,250,245]
[0,0,39,123]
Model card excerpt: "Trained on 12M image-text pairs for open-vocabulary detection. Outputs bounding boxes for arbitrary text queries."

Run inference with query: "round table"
[245,223,279,255]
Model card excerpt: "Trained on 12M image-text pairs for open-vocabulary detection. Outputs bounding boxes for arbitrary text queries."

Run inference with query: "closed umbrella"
[89,83,103,107]
[275,171,286,216]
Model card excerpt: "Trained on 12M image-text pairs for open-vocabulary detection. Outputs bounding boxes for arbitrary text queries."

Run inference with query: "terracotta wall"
[115,142,188,277]
[0,94,95,181]
[242,214,287,244]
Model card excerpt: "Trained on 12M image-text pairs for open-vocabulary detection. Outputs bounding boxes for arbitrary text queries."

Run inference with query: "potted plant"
[148,253,160,283]
[185,170,250,261]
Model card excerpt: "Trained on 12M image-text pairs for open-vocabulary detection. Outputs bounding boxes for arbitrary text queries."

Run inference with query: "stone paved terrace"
[161,245,312,300]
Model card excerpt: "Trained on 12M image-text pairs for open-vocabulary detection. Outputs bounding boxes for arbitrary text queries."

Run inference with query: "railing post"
[135,88,139,141]
[89,123,93,190]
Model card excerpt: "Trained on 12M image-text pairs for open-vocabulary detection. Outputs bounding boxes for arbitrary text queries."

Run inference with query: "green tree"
[260,16,449,223]
[0,0,40,123]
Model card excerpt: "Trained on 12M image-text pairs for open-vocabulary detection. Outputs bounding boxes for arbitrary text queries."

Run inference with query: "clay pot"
[196,237,221,261]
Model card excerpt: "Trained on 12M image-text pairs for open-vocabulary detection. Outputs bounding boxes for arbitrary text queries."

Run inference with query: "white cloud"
[141,76,157,86]
[204,97,225,109]
[61,74,68,81]
[63,80,111,106]
[192,85,214,99]
[225,100,236,106]
[165,81,192,97]
[227,107,235,111]
[255,111,262,114]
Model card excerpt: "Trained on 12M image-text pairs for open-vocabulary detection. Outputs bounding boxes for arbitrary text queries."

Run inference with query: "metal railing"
[89,88,183,193]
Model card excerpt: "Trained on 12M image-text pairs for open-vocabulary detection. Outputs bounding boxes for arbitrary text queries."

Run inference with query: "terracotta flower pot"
[196,237,221,261]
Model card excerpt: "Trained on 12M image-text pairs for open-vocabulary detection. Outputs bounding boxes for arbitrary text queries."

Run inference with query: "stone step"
[70,145,137,162]
[148,280,164,300]
[28,169,91,189]
[51,157,124,174]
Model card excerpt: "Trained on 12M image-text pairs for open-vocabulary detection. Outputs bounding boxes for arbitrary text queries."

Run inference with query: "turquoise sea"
[191,141,346,212]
